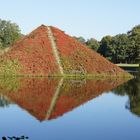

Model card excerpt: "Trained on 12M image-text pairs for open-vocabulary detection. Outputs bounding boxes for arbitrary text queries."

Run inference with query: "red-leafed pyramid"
[0,25,130,76]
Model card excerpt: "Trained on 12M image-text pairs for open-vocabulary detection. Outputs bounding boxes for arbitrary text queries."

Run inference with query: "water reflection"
[114,74,140,117]
[0,95,12,107]
[0,77,129,121]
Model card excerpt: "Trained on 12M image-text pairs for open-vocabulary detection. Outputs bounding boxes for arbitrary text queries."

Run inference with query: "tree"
[74,36,86,44]
[0,19,22,48]
[98,35,113,61]
[111,34,129,63]
[86,38,99,51]
[127,25,140,63]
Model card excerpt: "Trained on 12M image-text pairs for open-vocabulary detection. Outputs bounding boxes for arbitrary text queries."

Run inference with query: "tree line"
[75,25,140,64]
[0,19,140,64]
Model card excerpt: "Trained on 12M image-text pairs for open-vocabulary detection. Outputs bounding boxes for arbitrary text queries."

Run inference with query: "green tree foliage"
[98,25,140,63]
[98,34,129,63]
[74,36,100,51]
[127,25,140,63]
[98,35,113,61]
[111,34,129,63]
[74,36,86,44]
[86,38,99,51]
[0,19,22,48]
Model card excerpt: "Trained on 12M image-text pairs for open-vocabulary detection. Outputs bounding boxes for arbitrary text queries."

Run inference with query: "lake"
[0,75,140,140]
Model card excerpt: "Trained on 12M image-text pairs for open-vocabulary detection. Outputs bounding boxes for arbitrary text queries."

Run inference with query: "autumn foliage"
[0,25,128,76]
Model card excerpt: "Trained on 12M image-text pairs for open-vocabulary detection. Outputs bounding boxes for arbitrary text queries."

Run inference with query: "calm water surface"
[0,75,140,140]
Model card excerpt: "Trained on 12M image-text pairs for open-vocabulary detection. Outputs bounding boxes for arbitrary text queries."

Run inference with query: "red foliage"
[1,25,59,75]
[0,24,126,75]
[51,26,125,74]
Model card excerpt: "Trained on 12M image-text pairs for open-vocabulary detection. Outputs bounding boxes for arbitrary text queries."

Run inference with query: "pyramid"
[0,25,130,77]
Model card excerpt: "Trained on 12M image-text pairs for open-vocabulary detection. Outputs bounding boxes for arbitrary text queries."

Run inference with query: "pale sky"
[0,0,140,40]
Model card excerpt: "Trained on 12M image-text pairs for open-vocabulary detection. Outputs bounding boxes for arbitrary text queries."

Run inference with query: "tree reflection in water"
[114,74,140,117]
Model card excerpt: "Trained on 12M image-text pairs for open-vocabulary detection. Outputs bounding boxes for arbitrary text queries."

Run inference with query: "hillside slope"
[0,25,130,77]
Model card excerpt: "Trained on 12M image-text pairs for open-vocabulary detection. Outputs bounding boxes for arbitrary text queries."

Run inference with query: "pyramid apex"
[40,24,46,27]
[38,24,47,29]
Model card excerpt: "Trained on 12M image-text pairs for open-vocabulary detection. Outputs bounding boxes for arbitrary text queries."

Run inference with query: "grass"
[116,63,139,67]
[0,72,133,79]
[0,58,133,79]
[0,73,132,94]
[0,59,21,76]
[0,77,20,92]
[60,50,87,74]
[49,72,133,79]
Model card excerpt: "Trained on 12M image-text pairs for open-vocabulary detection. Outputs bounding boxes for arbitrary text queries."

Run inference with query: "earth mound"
[0,25,130,77]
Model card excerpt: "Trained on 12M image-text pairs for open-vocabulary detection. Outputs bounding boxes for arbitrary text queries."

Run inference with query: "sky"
[0,0,140,40]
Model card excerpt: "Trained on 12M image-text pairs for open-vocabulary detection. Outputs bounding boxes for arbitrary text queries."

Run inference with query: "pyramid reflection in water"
[0,78,128,121]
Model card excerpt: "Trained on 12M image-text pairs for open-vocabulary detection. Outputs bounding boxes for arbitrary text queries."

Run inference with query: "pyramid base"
[0,72,133,79]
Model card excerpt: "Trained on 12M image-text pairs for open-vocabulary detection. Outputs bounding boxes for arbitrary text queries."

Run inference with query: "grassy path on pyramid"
[47,26,64,75]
